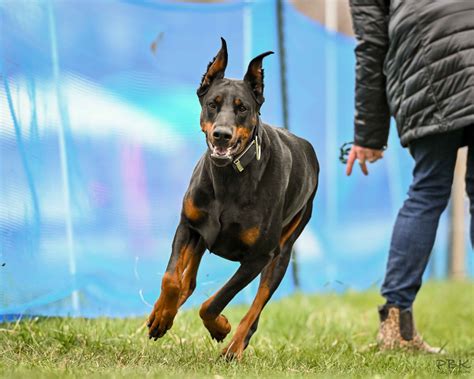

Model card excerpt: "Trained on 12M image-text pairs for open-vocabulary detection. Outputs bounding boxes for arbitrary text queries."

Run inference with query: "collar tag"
[234,160,244,172]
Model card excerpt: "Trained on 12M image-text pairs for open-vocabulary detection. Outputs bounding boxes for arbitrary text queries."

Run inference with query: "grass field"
[1,281,473,378]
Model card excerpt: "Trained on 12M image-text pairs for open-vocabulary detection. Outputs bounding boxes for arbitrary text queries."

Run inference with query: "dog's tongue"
[215,146,228,156]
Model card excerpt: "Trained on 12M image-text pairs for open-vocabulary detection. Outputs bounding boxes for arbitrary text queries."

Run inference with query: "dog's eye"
[208,102,217,109]
[238,105,247,113]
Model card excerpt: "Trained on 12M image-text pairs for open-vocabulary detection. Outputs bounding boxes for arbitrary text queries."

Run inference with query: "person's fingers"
[359,160,369,175]
[356,150,366,164]
[363,149,376,163]
[365,150,375,162]
[356,150,369,175]
[368,150,384,163]
[368,155,378,163]
[346,146,385,175]
[346,149,357,176]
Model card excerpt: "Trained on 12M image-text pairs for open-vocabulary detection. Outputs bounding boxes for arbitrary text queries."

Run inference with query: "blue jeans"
[381,127,474,309]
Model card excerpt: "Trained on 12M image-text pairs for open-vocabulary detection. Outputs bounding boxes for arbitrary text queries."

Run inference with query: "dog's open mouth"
[209,140,241,160]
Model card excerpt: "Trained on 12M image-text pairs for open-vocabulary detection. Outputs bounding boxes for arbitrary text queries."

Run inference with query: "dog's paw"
[203,314,231,342]
[221,340,244,361]
[147,299,177,340]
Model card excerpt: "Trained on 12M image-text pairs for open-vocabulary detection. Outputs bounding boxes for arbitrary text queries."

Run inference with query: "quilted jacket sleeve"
[350,0,391,149]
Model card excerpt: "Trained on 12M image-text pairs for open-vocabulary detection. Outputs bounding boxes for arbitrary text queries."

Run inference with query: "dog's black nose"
[212,127,232,142]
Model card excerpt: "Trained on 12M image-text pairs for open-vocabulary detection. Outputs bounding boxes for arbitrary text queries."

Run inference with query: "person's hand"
[346,145,384,176]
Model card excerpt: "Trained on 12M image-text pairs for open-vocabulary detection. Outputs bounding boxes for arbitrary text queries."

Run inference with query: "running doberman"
[147,38,319,360]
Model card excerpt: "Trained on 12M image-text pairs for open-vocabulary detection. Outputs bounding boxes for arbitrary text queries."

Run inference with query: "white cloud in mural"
[294,228,323,262]
[1,75,183,152]
[334,221,391,257]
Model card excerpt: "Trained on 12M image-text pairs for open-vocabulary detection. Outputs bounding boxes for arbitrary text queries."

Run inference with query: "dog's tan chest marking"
[240,226,260,246]
[183,197,203,221]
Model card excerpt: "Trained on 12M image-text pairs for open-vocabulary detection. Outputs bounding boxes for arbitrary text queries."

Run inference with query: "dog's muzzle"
[207,128,242,167]
[208,140,240,167]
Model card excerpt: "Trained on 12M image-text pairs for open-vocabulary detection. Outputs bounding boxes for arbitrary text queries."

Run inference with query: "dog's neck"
[230,122,262,173]
[207,125,270,202]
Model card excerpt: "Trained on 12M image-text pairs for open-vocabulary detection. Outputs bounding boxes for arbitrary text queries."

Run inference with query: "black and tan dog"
[147,38,319,360]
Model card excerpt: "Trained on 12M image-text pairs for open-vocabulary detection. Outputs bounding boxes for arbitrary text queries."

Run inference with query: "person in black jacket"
[346,0,474,352]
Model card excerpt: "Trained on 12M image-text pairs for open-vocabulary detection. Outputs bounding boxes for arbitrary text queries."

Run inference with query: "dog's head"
[197,38,273,167]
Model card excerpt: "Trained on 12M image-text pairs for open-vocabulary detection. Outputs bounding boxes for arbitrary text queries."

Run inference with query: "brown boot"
[377,304,444,353]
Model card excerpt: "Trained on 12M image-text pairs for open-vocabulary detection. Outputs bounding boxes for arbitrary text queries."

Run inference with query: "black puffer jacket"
[350,0,474,148]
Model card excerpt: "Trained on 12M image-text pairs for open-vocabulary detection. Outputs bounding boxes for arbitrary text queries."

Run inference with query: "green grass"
[1,281,473,378]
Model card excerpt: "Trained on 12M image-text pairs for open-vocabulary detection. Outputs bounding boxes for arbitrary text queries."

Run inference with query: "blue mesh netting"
[1,0,471,319]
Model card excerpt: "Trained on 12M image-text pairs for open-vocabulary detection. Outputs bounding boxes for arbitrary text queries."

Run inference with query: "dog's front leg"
[199,255,270,344]
[148,224,205,340]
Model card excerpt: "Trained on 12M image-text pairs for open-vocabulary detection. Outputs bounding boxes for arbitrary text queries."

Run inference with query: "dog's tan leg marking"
[199,295,232,342]
[148,240,204,338]
[279,211,303,248]
[221,258,277,360]
[178,247,204,307]
[221,210,305,359]
[147,249,185,338]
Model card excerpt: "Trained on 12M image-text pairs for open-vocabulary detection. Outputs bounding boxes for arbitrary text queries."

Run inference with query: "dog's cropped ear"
[197,38,228,99]
[244,51,274,105]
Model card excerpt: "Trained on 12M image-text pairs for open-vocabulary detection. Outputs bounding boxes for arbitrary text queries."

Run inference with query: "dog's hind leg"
[199,255,270,344]
[148,224,205,340]
[241,251,291,349]
[223,198,315,359]
[222,250,291,360]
